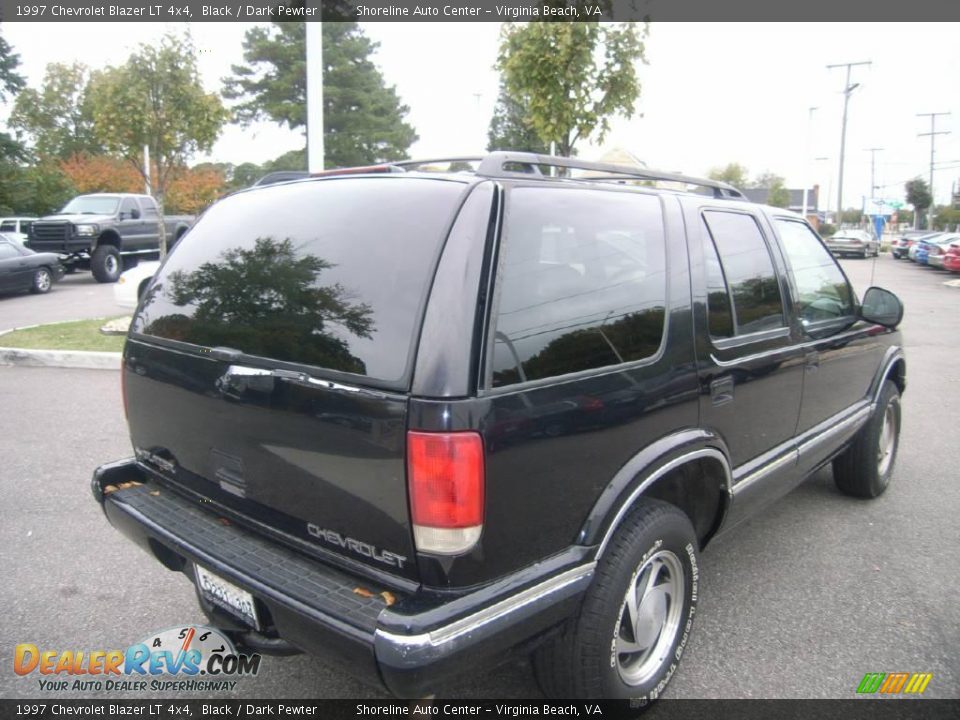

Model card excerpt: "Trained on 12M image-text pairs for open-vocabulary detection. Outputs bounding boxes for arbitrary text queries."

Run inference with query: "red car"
[943,242,960,273]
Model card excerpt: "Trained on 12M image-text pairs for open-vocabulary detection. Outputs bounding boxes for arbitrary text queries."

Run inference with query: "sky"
[2,21,959,209]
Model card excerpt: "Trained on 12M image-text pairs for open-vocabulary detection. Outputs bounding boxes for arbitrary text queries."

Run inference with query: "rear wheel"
[91,245,121,283]
[534,500,699,701]
[833,380,901,498]
[30,267,53,294]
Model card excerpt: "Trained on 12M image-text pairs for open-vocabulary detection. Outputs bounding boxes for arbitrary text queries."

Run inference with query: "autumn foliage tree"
[59,154,142,194]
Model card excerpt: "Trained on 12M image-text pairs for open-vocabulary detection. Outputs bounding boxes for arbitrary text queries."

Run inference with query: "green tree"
[905,178,932,229]
[88,33,227,253]
[767,179,790,209]
[707,163,749,188]
[487,82,549,153]
[933,205,960,231]
[0,33,28,214]
[223,22,417,168]
[495,21,647,157]
[9,63,102,159]
[840,207,863,225]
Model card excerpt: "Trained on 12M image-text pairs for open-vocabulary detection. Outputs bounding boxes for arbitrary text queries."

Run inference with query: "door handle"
[710,376,734,406]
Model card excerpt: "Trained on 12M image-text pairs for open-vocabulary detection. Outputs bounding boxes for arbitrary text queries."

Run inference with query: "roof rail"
[391,157,483,171]
[476,151,745,199]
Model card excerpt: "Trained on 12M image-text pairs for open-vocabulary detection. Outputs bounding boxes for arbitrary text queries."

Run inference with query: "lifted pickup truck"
[27,193,192,282]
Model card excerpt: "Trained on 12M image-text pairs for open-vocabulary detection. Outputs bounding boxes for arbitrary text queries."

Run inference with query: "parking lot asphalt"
[0,255,957,700]
[0,271,122,332]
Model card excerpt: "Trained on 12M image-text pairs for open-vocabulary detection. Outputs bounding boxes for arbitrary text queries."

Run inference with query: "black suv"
[92,153,906,700]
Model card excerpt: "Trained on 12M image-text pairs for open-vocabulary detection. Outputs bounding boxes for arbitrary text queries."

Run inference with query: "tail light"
[947,245,960,257]
[120,359,128,419]
[407,431,484,555]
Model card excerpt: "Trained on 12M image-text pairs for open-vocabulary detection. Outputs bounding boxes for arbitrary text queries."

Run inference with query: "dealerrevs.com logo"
[14,625,261,692]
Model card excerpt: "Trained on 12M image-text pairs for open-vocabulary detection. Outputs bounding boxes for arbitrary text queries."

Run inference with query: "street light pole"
[802,106,818,220]
[864,147,884,199]
[827,60,871,224]
[917,112,951,230]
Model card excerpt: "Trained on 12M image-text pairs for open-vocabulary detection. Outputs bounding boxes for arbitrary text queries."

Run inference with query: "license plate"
[195,565,261,630]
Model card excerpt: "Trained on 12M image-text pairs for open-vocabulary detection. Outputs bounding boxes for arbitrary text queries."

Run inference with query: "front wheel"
[833,380,901,498]
[30,267,53,294]
[534,500,699,701]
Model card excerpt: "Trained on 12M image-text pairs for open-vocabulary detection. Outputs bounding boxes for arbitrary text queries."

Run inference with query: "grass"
[0,317,128,352]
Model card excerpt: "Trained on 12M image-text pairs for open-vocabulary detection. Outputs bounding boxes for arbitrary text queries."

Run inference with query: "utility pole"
[917,112,950,230]
[827,60,871,223]
[864,147,884,198]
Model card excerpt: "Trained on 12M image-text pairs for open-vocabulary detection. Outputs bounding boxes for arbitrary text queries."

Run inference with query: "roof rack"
[475,152,746,200]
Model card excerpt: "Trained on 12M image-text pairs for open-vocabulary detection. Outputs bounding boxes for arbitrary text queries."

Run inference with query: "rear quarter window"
[489,187,667,388]
[132,177,467,385]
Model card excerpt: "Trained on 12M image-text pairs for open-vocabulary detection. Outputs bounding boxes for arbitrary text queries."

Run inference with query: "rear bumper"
[91,459,593,697]
[825,242,865,255]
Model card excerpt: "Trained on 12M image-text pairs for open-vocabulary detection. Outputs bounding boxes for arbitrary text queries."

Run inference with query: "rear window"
[132,177,465,384]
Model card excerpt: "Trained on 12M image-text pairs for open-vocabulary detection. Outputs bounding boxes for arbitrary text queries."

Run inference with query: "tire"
[833,380,901,498]
[91,245,121,283]
[30,266,53,294]
[534,500,699,701]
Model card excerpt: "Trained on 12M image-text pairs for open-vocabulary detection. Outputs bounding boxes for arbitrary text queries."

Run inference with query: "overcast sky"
[3,21,959,208]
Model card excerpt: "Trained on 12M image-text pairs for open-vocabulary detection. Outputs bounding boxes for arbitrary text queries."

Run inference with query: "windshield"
[59,196,120,215]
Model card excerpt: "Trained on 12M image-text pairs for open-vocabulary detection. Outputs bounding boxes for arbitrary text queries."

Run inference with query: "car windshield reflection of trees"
[143,237,374,375]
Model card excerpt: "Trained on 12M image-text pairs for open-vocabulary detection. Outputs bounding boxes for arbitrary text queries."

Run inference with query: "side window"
[120,198,138,218]
[0,221,15,232]
[703,233,734,338]
[19,221,32,234]
[490,188,667,388]
[142,200,159,218]
[702,211,785,335]
[775,219,855,324]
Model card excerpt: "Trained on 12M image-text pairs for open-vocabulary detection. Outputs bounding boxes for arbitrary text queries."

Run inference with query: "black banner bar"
[1,0,960,22]
[3,700,960,720]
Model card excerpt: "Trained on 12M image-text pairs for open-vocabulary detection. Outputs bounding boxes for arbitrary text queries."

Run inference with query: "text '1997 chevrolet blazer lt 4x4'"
[93,153,905,700]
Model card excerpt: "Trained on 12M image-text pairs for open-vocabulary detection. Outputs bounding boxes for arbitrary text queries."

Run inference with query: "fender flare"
[869,346,905,402]
[577,428,733,557]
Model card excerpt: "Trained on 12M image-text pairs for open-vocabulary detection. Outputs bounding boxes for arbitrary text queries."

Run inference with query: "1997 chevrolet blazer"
[92,153,905,700]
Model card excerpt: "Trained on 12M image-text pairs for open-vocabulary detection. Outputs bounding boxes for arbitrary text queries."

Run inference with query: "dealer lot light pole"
[827,60,871,222]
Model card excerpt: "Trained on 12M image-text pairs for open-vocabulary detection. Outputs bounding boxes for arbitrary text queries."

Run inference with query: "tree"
[495,22,647,157]
[223,22,417,168]
[9,63,102,159]
[4,161,76,216]
[905,178,932,229]
[707,163,749,188]
[0,33,25,101]
[933,205,960,231]
[59,154,142,195]
[840,207,863,225]
[165,165,226,214]
[766,177,790,209]
[487,82,549,153]
[88,33,227,253]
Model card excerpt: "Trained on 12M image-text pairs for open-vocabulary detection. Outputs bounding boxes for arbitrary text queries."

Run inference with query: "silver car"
[925,233,960,269]
[824,229,879,258]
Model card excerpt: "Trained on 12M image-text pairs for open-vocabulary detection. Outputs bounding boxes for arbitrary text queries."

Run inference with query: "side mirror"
[130,208,141,220]
[860,287,903,328]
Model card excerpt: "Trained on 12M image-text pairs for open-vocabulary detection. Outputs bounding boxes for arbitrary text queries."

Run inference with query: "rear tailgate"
[124,176,471,584]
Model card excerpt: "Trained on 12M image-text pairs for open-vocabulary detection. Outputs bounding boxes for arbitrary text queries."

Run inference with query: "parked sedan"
[924,234,960,269]
[0,236,64,295]
[824,229,879,258]
[943,242,960,273]
[907,233,941,262]
[114,260,160,308]
[891,231,939,259]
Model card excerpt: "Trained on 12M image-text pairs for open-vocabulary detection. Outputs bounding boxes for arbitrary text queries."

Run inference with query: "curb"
[0,346,122,370]
[0,323,123,371]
